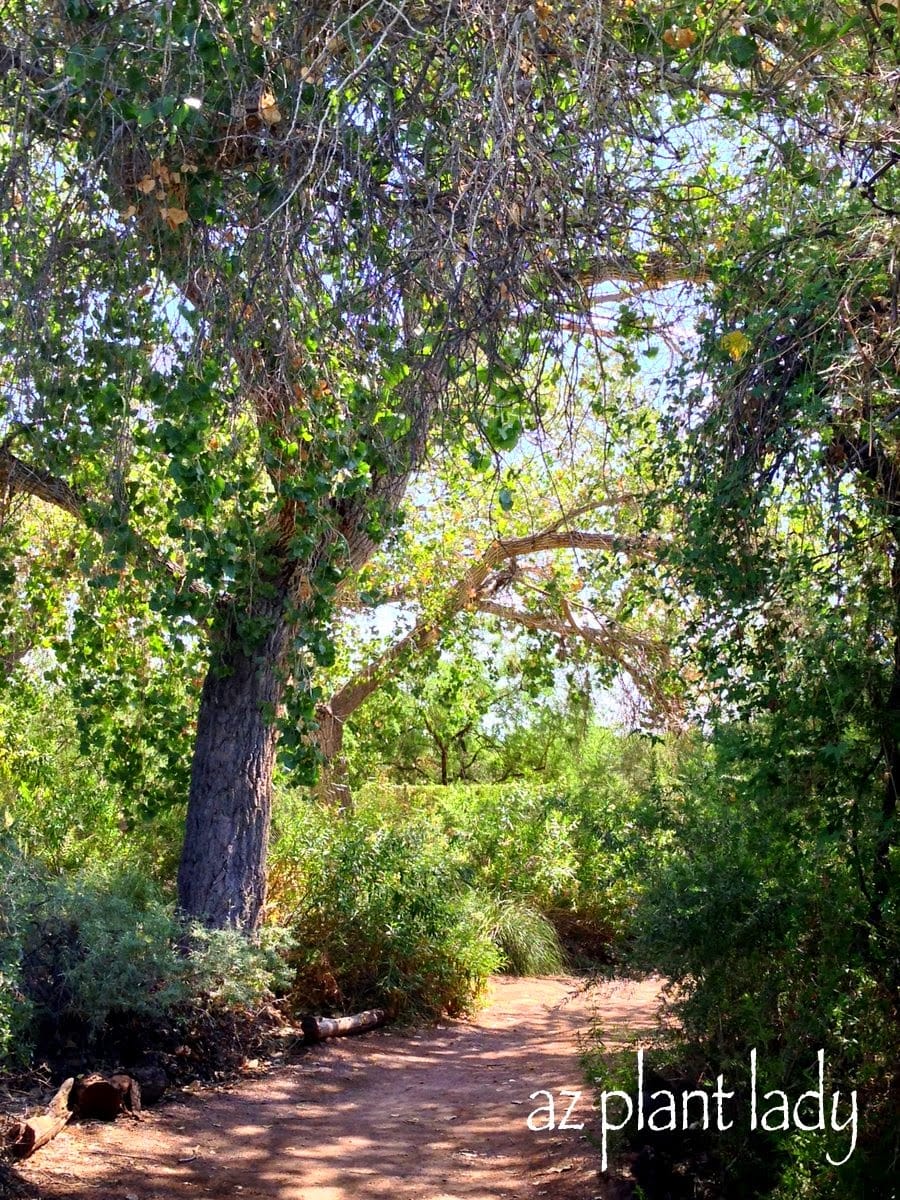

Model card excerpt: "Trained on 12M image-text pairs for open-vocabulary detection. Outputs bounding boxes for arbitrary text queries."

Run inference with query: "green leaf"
[726,35,757,66]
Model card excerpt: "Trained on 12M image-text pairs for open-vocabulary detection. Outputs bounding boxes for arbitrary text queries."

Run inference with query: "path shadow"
[20,976,664,1200]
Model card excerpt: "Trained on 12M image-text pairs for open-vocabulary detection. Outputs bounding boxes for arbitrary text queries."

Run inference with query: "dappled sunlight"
[21,976,664,1200]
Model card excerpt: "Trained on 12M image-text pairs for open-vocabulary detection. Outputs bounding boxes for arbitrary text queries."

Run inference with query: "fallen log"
[4,1077,74,1158]
[301,1008,386,1043]
[71,1073,141,1120]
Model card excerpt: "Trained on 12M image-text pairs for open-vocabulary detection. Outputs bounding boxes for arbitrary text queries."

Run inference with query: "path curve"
[22,975,663,1200]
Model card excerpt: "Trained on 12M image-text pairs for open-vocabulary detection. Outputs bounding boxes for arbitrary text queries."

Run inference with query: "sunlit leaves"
[257,90,281,125]
[720,330,751,360]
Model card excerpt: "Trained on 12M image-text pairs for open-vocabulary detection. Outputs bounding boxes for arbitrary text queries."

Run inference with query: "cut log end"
[2,1071,147,1161]
[71,1073,141,1120]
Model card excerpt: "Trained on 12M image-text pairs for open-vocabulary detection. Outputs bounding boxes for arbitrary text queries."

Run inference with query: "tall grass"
[481,898,565,976]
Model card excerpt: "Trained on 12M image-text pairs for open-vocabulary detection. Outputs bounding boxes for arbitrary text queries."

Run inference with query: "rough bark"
[312,704,353,808]
[177,400,432,925]
[177,592,291,930]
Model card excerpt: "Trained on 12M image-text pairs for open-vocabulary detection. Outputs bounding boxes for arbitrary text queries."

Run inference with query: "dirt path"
[18,975,663,1200]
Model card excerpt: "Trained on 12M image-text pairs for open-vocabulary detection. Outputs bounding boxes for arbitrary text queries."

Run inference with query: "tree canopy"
[1,0,897,927]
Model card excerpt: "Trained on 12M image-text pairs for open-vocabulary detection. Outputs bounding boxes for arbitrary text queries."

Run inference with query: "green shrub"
[270,803,501,1019]
[350,773,672,950]
[0,686,187,882]
[0,690,125,873]
[0,843,39,1064]
[185,925,294,1008]
[0,851,291,1067]
[0,936,31,1067]
[269,766,666,1013]
[623,722,900,1199]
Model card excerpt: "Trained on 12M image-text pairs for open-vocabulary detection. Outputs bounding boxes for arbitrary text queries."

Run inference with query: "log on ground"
[301,1009,386,1043]
[3,1077,74,1158]
[131,1062,167,1105]
[71,1073,141,1120]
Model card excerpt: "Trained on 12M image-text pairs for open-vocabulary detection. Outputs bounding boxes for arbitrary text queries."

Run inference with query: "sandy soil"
[15,975,663,1200]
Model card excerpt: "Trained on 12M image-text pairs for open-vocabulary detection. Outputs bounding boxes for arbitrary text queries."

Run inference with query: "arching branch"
[316,512,668,757]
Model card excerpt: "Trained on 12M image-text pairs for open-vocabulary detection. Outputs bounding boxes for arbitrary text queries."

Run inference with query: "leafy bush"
[0,689,125,873]
[269,805,500,1019]
[0,851,291,1068]
[0,684,187,881]
[269,760,674,1016]
[0,882,32,1065]
[624,722,900,1199]
[185,925,294,1009]
[352,767,673,951]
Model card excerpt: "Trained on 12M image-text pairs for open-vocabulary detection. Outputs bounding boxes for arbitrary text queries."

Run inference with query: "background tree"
[315,411,681,796]
[344,640,603,787]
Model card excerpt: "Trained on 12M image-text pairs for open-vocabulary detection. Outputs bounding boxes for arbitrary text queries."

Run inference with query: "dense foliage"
[1,2,899,1196]
[0,0,691,928]
[0,694,665,1044]
[627,723,899,1198]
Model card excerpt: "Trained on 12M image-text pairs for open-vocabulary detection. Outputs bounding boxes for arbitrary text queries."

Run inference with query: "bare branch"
[490,527,663,562]
[0,43,51,85]
[0,446,83,519]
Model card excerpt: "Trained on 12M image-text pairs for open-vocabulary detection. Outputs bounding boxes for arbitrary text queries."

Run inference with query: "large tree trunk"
[177,594,290,931]
[176,412,431,927]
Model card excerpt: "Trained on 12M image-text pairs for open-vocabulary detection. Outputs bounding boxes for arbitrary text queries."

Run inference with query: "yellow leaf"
[136,175,156,194]
[160,206,189,229]
[259,90,282,125]
[720,330,752,361]
[120,204,138,220]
